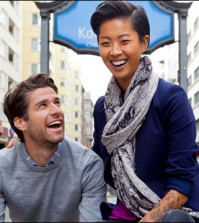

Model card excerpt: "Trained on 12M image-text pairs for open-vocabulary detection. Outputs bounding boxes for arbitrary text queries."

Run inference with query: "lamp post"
[34,1,73,74]
[155,1,192,92]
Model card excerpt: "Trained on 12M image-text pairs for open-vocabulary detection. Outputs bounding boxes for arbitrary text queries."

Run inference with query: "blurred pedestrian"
[90,1,199,222]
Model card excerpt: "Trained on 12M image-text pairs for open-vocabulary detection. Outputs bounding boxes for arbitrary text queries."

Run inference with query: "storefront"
[0,120,10,149]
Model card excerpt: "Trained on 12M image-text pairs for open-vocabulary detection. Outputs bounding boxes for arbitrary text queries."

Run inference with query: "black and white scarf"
[101,56,199,219]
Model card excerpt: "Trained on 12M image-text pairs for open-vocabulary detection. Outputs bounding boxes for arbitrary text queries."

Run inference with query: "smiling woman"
[98,17,149,93]
[90,1,199,222]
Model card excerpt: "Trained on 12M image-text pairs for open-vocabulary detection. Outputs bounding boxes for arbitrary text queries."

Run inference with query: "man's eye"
[39,103,46,108]
[55,101,61,107]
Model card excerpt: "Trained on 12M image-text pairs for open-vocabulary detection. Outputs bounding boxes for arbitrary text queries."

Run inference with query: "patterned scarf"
[101,56,159,218]
[101,56,199,219]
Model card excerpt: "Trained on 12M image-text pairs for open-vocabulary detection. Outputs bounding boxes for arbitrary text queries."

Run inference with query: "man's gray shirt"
[0,139,106,222]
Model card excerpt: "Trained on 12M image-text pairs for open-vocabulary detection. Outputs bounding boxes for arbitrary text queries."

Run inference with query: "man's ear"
[142,35,150,53]
[14,117,26,131]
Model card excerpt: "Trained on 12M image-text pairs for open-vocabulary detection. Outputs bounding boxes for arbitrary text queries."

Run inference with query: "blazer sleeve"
[161,82,199,196]
[92,96,105,157]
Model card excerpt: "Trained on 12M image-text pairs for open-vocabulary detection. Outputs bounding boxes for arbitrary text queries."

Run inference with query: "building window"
[60,46,68,53]
[60,61,65,69]
[0,9,7,27]
[31,38,39,51]
[15,54,20,71]
[0,71,6,89]
[194,17,199,32]
[188,75,192,86]
[32,13,39,25]
[75,85,79,92]
[60,60,68,70]
[194,91,199,105]
[8,77,16,90]
[188,97,192,106]
[60,95,65,104]
[75,124,81,132]
[86,126,91,135]
[196,119,199,132]
[9,18,14,36]
[194,66,199,81]
[9,1,14,6]
[60,77,68,87]
[13,1,20,15]
[8,47,14,64]
[84,112,91,122]
[75,98,81,105]
[0,40,7,58]
[194,41,199,55]
[15,27,20,43]
[75,124,78,131]
[188,30,191,41]
[64,112,70,123]
[60,95,69,105]
[187,52,191,64]
[75,70,80,78]
[31,63,39,74]
[75,111,80,118]
[60,79,64,87]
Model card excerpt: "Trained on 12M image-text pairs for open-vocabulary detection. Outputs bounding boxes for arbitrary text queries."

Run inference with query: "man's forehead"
[30,87,57,95]
[27,87,58,102]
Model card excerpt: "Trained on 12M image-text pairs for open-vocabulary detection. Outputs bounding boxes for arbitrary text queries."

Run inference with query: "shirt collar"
[21,143,62,167]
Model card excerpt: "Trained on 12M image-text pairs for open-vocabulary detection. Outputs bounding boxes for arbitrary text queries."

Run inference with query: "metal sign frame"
[53,1,175,55]
[35,0,192,92]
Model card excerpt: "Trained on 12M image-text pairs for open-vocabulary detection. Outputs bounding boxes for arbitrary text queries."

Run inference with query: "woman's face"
[98,17,149,91]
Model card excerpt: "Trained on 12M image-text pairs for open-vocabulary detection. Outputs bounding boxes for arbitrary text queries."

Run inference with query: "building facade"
[82,91,94,148]
[150,1,199,145]
[0,1,91,147]
[0,1,21,148]
[21,1,86,143]
[187,1,199,145]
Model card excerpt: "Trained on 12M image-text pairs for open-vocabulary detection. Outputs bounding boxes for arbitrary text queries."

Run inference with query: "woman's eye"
[121,40,129,44]
[100,42,110,46]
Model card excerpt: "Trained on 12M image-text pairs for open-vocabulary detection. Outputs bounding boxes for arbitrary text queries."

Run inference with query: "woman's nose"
[110,44,122,55]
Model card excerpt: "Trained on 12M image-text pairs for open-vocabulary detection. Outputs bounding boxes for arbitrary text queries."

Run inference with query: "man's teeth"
[48,121,61,126]
[112,60,126,66]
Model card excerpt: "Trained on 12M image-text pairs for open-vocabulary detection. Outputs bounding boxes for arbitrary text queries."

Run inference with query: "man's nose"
[50,104,62,115]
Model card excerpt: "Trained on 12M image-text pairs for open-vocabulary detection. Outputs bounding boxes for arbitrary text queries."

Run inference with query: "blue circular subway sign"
[54,1,174,55]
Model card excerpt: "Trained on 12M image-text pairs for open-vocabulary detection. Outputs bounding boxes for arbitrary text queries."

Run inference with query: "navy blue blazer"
[93,78,199,211]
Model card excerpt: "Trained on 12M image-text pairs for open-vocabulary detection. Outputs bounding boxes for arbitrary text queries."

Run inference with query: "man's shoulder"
[0,143,19,168]
[61,139,100,161]
[61,139,103,175]
[62,138,89,151]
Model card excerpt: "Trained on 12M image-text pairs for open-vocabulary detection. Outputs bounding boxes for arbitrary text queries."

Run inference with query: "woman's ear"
[142,35,150,53]
[14,117,26,131]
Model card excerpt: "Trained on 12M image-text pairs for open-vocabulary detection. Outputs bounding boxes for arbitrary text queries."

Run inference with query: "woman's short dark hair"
[3,73,58,142]
[90,0,150,45]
